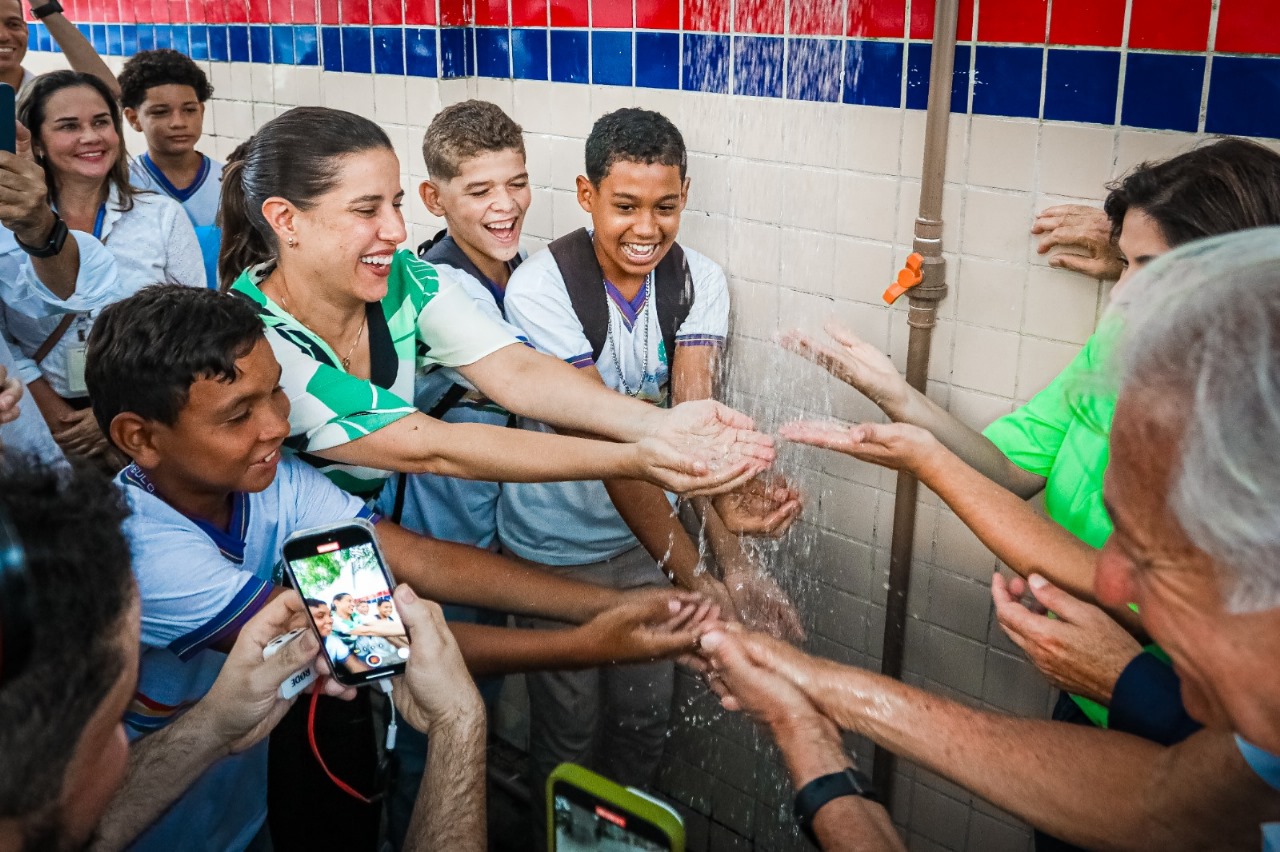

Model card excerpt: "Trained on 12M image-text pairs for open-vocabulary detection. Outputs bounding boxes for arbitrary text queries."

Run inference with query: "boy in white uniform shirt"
[499,108,738,840]
[119,49,224,287]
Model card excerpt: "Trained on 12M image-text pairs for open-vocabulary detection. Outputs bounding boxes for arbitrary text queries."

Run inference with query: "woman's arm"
[315,410,760,496]
[780,324,1047,498]
[40,7,121,98]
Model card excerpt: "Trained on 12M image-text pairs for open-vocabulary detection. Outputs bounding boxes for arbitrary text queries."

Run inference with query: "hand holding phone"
[283,520,408,688]
[262,628,319,699]
[385,584,482,736]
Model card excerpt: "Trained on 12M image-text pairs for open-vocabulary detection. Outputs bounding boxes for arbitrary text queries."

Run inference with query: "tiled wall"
[28,1,1280,850]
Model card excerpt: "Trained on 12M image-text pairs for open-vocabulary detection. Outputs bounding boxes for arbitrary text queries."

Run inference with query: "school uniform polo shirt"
[497,242,729,567]
[130,154,226,289]
[231,249,519,498]
[375,248,529,548]
[120,456,370,852]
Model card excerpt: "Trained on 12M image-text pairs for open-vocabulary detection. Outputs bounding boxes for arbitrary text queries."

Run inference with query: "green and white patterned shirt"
[232,249,518,498]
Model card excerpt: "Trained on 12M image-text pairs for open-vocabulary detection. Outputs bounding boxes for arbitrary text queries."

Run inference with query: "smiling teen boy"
[498,109,801,839]
[82,284,719,851]
[118,49,222,288]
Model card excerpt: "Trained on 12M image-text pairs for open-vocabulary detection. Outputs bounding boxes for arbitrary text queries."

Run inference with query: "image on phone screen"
[284,525,408,685]
[552,784,673,852]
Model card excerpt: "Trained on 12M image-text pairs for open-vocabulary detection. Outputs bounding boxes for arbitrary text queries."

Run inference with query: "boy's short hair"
[422,99,525,182]
[85,285,265,438]
[585,108,687,186]
[118,48,215,110]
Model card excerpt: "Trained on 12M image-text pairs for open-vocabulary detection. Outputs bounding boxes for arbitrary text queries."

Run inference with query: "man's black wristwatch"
[15,213,68,258]
[30,0,63,18]
[793,767,878,846]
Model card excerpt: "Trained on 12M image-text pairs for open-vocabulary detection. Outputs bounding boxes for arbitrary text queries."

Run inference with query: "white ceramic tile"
[547,83,593,138]
[955,256,1025,332]
[1015,337,1082,400]
[728,221,782,285]
[679,212,729,266]
[734,97,787,162]
[253,102,279,137]
[950,323,1019,396]
[727,277,780,341]
[550,136,584,191]
[522,133,553,187]
[523,187,555,242]
[551,188,592,235]
[783,100,843,168]
[966,117,1037,192]
[836,172,899,241]
[209,61,234,96]
[728,159,785,223]
[272,63,300,106]
[249,61,275,102]
[686,153,730,216]
[1038,122,1115,199]
[511,80,553,134]
[373,74,408,125]
[405,77,442,125]
[437,77,474,108]
[1022,265,1101,344]
[782,166,840,232]
[828,297,892,353]
[679,91,736,155]
[473,77,515,114]
[840,104,903,175]
[946,384,1016,430]
[832,238,897,304]
[959,189,1035,263]
[1113,128,1198,179]
[327,72,375,113]
[779,228,835,297]
[294,67,323,107]
[589,84,635,118]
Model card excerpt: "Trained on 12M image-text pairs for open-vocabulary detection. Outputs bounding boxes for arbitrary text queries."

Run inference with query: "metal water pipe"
[870,0,959,803]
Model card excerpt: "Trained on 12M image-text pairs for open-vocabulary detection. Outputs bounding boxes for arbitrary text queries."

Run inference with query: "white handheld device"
[262,627,319,699]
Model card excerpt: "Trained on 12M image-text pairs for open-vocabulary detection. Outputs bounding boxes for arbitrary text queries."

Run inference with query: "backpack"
[547,227,694,368]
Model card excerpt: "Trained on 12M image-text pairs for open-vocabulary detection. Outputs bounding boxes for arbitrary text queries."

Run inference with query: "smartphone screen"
[550,777,680,852]
[0,83,15,154]
[282,520,408,687]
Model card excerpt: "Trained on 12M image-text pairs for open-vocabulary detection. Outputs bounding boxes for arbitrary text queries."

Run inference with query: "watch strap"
[14,214,68,258]
[30,0,64,18]
[793,767,877,846]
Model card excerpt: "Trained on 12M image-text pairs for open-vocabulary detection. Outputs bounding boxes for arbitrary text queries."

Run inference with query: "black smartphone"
[549,763,684,852]
[281,519,408,687]
[0,82,15,154]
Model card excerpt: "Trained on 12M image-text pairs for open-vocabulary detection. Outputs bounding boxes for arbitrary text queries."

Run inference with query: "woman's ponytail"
[216,140,272,291]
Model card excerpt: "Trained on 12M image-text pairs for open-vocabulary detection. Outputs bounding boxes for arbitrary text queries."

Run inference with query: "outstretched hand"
[643,399,775,496]
[698,625,825,732]
[992,572,1141,705]
[724,569,806,643]
[780,420,942,476]
[1031,204,1123,281]
[711,474,803,537]
[579,588,722,665]
[778,323,908,417]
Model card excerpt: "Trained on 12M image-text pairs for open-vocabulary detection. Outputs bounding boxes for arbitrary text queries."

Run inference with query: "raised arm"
[779,324,1046,499]
[38,3,120,98]
[706,629,1280,851]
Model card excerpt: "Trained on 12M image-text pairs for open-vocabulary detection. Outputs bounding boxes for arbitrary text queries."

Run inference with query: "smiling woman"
[0,71,204,466]
[218,106,772,502]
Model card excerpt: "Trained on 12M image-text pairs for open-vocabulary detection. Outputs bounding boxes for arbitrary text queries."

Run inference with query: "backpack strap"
[548,228,610,361]
[416,227,449,260]
[651,242,693,370]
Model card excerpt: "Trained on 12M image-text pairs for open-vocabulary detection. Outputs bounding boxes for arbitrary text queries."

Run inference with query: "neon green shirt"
[984,317,1121,727]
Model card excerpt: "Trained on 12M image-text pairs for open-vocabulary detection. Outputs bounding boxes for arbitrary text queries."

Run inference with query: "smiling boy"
[83,284,716,850]
[119,49,222,287]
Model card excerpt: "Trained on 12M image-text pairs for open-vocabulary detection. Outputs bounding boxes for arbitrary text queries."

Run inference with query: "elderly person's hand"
[1032,204,1123,281]
[699,625,830,736]
[779,323,909,418]
[0,123,59,247]
[780,420,942,478]
[196,592,355,755]
[388,584,484,734]
[992,572,1142,705]
[0,364,22,426]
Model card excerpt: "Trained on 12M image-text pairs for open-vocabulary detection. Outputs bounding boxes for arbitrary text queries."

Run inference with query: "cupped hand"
[579,588,721,665]
[639,400,775,497]
[780,420,941,475]
[711,474,803,537]
[391,584,484,735]
[53,406,112,458]
[1031,204,1123,281]
[778,323,908,416]
[0,365,22,426]
[698,626,828,735]
[724,569,805,643]
[992,572,1141,705]
[202,592,355,755]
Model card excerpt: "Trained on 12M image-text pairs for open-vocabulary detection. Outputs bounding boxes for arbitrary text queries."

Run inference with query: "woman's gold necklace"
[277,279,367,371]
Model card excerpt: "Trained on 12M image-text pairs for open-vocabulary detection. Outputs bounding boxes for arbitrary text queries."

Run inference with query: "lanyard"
[91,204,107,241]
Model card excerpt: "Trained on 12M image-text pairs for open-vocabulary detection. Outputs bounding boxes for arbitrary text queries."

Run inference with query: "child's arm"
[447,591,714,676]
[37,3,121,98]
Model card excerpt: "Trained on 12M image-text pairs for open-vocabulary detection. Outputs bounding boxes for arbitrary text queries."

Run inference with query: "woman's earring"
[287,236,297,248]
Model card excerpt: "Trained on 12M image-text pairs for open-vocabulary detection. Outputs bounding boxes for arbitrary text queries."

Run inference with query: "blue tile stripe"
[25,23,1280,138]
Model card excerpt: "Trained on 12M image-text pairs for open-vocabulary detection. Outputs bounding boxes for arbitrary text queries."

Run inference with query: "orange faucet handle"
[883,252,924,305]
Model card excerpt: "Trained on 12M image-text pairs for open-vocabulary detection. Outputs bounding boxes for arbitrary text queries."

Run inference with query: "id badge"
[65,343,88,396]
